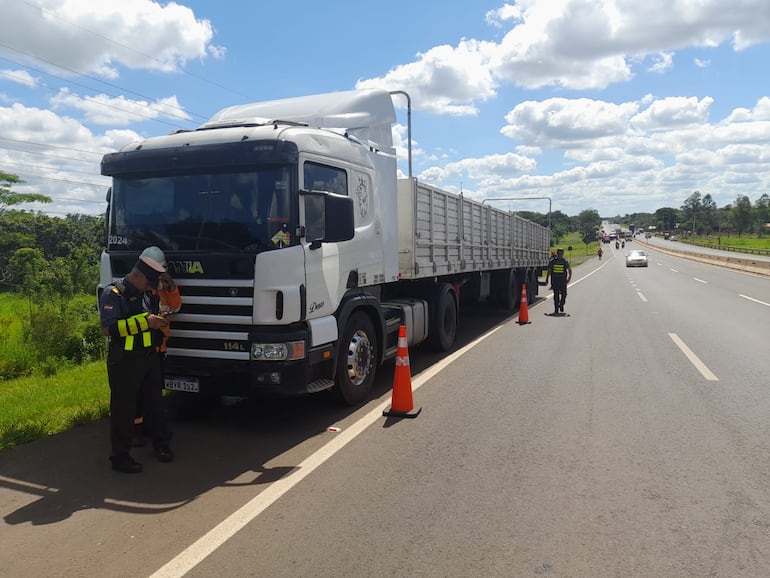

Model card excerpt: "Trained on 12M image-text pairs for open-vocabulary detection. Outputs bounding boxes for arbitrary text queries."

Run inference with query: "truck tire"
[495,269,521,312]
[526,270,536,304]
[332,312,378,405]
[427,283,457,351]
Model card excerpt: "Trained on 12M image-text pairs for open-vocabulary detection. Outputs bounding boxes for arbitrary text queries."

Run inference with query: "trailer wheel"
[526,270,536,304]
[427,283,457,351]
[495,269,521,312]
[332,312,378,405]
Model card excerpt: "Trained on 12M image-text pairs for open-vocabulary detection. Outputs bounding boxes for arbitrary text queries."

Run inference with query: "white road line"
[668,333,719,381]
[637,291,648,302]
[693,277,708,284]
[670,268,678,273]
[150,316,508,577]
[739,293,770,307]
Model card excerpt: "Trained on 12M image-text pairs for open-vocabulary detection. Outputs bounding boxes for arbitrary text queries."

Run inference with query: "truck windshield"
[108,167,294,252]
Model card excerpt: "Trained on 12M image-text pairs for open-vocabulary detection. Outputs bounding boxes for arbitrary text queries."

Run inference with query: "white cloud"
[356,39,498,116]
[415,93,770,215]
[49,88,191,126]
[0,69,37,88]
[501,98,640,146]
[648,52,674,73]
[359,0,770,110]
[0,103,127,214]
[417,152,536,184]
[630,96,713,130]
[0,0,221,78]
[485,3,521,28]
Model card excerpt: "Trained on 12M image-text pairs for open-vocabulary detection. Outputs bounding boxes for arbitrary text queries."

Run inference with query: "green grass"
[0,361,109,450]
[0,293,36,379]
[556,232,602,266]
[689,234,770,250]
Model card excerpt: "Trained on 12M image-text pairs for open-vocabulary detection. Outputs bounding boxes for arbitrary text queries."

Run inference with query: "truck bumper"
[163,349,334,398]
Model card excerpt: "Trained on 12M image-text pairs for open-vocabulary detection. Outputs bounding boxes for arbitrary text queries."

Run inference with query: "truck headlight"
[251,341,305,361]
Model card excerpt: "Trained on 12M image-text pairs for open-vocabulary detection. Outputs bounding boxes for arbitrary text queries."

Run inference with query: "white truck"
[99,89,550,404]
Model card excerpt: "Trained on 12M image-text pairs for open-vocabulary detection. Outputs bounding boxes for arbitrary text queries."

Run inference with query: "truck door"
[301,161,350,320]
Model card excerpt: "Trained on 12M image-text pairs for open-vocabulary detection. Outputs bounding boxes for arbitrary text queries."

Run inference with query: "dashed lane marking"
[668,332,719,382]
[738,294,770,307]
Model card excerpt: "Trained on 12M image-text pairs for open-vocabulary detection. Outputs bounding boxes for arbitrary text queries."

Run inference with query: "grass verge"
[0,361,108,451]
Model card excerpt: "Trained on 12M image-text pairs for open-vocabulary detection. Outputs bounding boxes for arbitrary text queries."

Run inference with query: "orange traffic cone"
[383,325,421,418]
[517,284,531,325]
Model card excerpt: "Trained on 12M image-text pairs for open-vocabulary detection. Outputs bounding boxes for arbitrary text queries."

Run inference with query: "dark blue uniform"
[548,256,571,313]
[99,278,170,462]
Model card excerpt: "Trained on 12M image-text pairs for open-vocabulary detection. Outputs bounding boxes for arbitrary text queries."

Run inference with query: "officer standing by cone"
[545,247,572,315]
[99,248,175,473]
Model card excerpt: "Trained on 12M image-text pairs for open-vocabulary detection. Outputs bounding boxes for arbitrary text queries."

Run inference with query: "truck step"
[383,345,398,361]
[307,378,335,393]
[384,314,403,333]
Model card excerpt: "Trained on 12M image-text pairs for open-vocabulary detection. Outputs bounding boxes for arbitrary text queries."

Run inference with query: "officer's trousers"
[107,346,171,457]
[552,279,568,311]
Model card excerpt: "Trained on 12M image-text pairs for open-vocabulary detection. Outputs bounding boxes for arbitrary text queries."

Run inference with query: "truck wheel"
[526,270,536,304]
[427,283,457,351]
[495,269,521,312]
[333,312,378,405]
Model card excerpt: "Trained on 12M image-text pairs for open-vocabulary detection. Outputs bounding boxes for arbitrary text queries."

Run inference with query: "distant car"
[626,250,648,267]
[669,235,678,241]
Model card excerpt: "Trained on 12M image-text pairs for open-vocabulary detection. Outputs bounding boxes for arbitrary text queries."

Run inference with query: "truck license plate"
[164,376,200,393]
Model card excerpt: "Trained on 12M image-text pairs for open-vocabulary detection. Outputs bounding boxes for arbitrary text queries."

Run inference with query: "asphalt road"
[1,249,769,577]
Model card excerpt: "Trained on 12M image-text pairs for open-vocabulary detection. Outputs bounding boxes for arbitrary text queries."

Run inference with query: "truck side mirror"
[302,190,355,250]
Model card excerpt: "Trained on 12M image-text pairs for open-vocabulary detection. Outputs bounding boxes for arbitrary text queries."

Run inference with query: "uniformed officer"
[132,246,181,447]
[545,247,572,315]
[99,248,175,473]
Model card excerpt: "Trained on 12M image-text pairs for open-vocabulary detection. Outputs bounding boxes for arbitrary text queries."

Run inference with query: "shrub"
[22,293,103,365]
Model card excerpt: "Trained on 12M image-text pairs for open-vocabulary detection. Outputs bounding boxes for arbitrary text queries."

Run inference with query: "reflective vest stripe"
[117,313,149,337]
[552,264,565,274]
[116,313,152,351]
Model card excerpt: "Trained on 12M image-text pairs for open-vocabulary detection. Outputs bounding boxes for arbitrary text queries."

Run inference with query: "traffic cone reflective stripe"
[517,284,531,325]
[383,325,421,418]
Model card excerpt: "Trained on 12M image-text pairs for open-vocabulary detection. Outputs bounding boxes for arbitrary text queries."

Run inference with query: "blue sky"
[1,0,769,218]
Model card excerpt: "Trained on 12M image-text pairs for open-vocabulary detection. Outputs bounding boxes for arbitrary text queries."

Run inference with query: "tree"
[546,210,571,245]
[701,193,717,233]
[754,193,770,237]
[7,247,55,295]
[732,195,754,237]
[0,208,104,293]
[0,172,51,216]
[655,207,679,232]
[576,209,601,236]
[681,191,703,235]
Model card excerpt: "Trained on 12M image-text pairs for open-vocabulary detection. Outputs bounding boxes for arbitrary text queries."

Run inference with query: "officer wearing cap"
[99,247,175,473]
[132,246,182,447]
[545,247,572,315]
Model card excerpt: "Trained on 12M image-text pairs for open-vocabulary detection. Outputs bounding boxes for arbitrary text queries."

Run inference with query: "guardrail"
[678,239,770,256]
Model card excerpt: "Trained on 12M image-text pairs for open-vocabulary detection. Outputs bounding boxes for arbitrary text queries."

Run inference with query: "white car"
[626,250,648,267]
